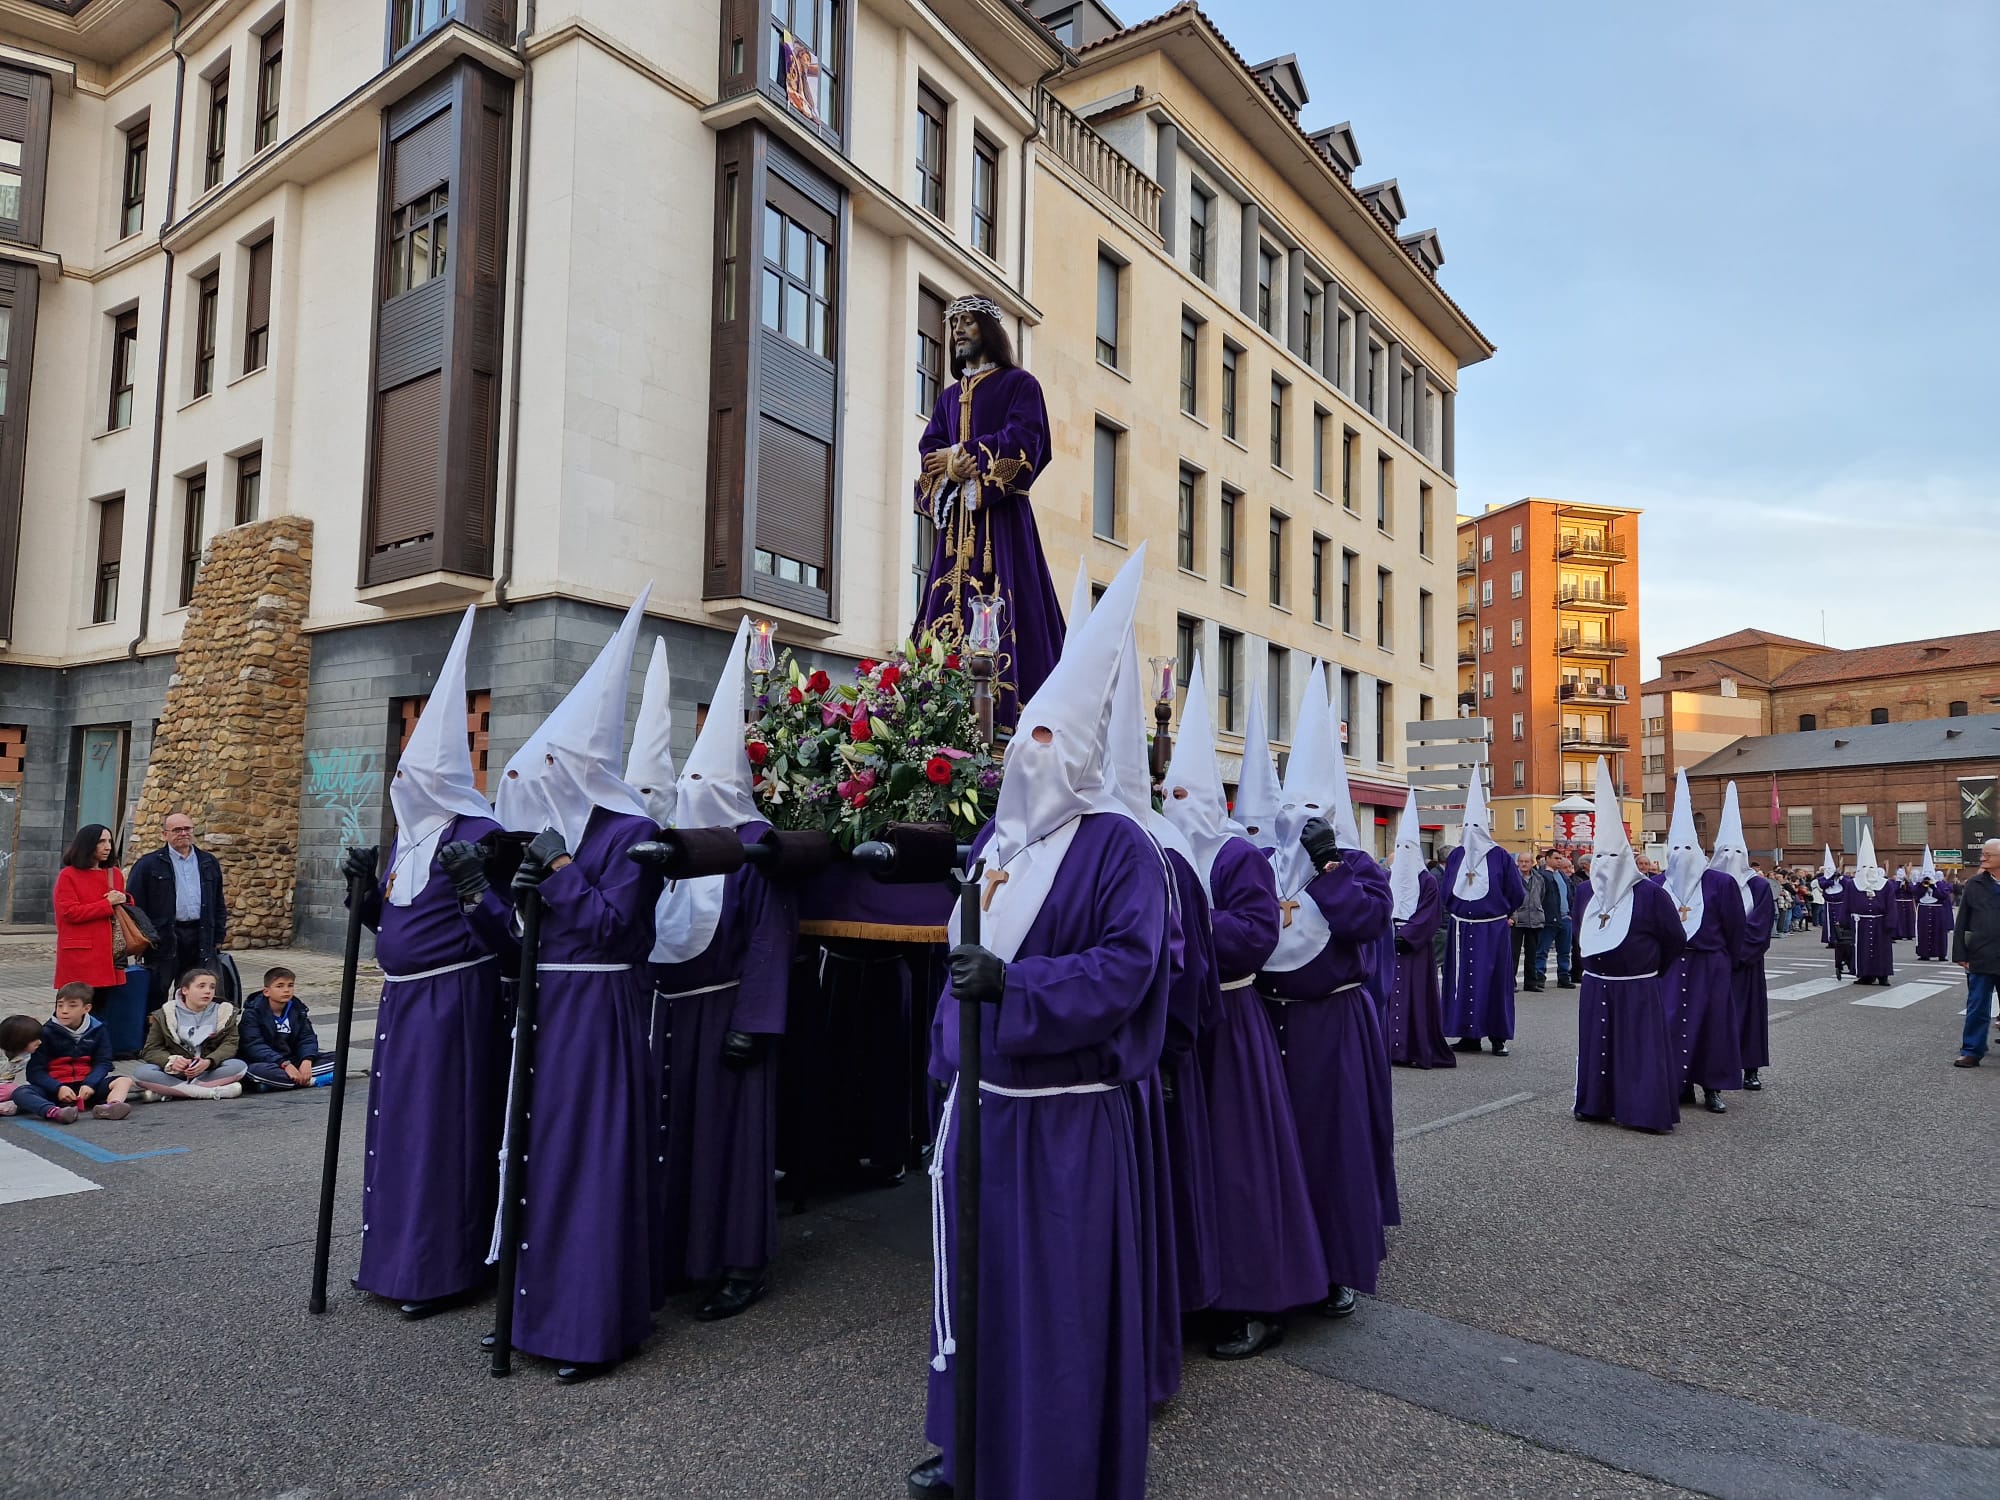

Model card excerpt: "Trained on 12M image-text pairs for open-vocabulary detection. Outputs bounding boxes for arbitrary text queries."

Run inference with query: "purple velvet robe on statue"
[648,821,799,1298]
[924,813,1168,1500]
[1915,881,1955,961]
[1386,869,1455,1069]
[1441,846,1528,1042]
[1160,848,1222,1320]
[495,808,664,1367]
[353,813,512,1303]
[1196,838,1327,1315]
[1734,876,1775,1072]
[1575,880,1687,1132]
[1258,851,1399,1295]
[912,366,1064,735]
[1842,880,1895,979]
[1665,868,1746,1092]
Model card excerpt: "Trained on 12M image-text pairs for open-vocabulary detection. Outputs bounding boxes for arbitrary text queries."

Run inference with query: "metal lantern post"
[966,593,1005,750]
[1147,655,1176,786]
[747,619,778,724]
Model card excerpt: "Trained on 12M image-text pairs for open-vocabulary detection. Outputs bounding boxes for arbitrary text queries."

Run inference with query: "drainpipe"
[128,0,187,660]
[493,0,537,612]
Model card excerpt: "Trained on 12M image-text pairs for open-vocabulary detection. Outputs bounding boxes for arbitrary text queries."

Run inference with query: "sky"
[1201,0,2000,676]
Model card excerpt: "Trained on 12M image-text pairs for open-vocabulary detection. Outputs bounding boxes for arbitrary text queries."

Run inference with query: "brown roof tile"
[1660,627,1827,659]
[1770,628,2000,689]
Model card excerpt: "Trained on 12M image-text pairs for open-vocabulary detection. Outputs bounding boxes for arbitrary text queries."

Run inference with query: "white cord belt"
[1452,912,1511,924]
[1219,976,1257,991]
[536,962,633,972]
[1584,970,1661,982]
[379,954,496,984]
[654,981,735,999]
[978,1079,1119,1097]
[1262,979,1364,1004]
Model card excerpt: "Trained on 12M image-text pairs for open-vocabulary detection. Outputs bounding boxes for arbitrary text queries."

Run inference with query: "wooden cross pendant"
[982,868,1010,912]
[1278,897,1301,929]
[1596,909,1613,928]
[1677,905,1692,921]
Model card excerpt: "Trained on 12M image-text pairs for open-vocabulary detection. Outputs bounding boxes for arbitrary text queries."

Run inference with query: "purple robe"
[1258,851,1398,1294]
[912,366,1064,734]
[649,821,798,1297]
[1575,880,1687,1132]
[500,808,664,1367]
[1842,881,1895,979]
[1160,850,1221,1319]
[1195,838,1327,1314]
[1386,870,1455,1069]
[1893,883,1919,941]
[353,814,512,1303]
[1665,868,1746,1092]
[924,813,1168,1500]
[1441,845,1528,1042]
[1915,882,1955,961]
[1819,876,1845,946]
[1734,876,1774,1072]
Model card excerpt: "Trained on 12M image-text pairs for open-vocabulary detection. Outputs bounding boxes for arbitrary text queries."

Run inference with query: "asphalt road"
[2,927,1993,1499]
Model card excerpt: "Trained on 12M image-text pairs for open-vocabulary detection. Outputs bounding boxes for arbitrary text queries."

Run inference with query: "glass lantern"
[967,593,1006,657]
[1148,655,1176,705]
[747,619,777,675]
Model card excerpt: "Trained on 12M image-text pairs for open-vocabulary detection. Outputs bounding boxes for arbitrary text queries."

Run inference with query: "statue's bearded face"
[950,311,984,364]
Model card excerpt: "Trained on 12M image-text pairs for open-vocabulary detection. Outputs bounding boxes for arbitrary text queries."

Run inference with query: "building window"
[1513,759,1526,789]
[1510,617,1523,646]
[1311,535,1327,624]
[108,311,139,431]
[1256,243,1276,332]
[768,0,844,130]
[1219,489,1238,587]
[1268,512,1287,607]
[120,124,148,238]
[388,186,449,298]
[1510,569,1523,599]
[244,236,272,372]
[1869,707,1889,725]
[915,83,946,218]
[1092,419,1120,540]
[1947,699,1969,716]
[193,271,219,398]
[1366,340,1382,415]
[1482,672,1493,700]
[391,0,448,53]
[1510,522,1522,553]
[1221,343,1238,439]
[1176,614,1197,697]
[1312,409,1329,493]
[1514,808,1527,833]
[1511,712,1524,740]
[1481,626,1493,653]
[971,134,998,258]
[1267,648,1288,740]
[718,171,741,321]
[1339,669,1358,748]
[179,473,207,606]
[1180,316,1199,415]
[1840,810,1873,851]
[1376,567,1392,649]
[1376,453,1391,530]
[1216,629,1240,731]
[1419,589,1433,664]
[233,448,264,526]
[1419,482,1433,556]
[1897,803,1928,845]
[203,67,228,192]
[1188,181,1212,283]
[92,498,123,623]
[1096,251,1121,367]
[915,286,944,415]
[1303,281,1322,361]
[1376,682,1392,762]
[1510,665,1524,691]
[1798,713,1817,731]
[1341,427,1357,508]
[1480,578,1492,607]
[762,201,834,356]
[1787,808,1813,845]
[1177,466,1199,571]
[255,23,283,152]
[1270,377,1286,468]
[1340,547,1356,634]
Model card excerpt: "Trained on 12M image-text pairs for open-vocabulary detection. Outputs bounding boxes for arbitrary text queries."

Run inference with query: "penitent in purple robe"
[649,822,799,1297]
[1196,838,1328,1315]
[1893,883,1919,942]
[1915,882,1955,961]
[912,366,1065,735]
[925,813,1168,1500]
[1842,881,1895,979]
[1441,846,1528,1043]
[1160,848,1222,1321]
[497,808,664,1367]
[353,814,512,1303]
[1819,877,1845,946]
[1386,869,1455,1069]
[1575,880,1687,1132]
[1259,851,1399,1295]
[1665,869,1746,1092]
[1734,876,1775,1072]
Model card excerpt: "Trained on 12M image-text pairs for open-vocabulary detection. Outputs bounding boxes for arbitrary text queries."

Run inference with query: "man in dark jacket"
[128,811,227,1012]
[1951,838,2000,1067]
[1531,851,1575,989]
[1511,853,1548,992]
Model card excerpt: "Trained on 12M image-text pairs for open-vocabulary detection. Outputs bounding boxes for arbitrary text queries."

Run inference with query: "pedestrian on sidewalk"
[239,967,333,1091]
[53,824,133,1006]
[1511,853,1548,992]
[1951,837,2000,1068]
[32,984,135,1119]
[128,812,227,1013]
[131,968,246,1099]
[1532,850,1575,989]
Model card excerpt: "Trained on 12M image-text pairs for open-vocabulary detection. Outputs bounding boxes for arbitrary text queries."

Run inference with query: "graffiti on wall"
[304,746,380,849]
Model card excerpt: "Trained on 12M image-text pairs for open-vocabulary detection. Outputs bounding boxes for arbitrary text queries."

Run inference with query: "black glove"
[511,830,570,894]
[721,1030,767,1071]
[341,846,379,882]
[949,943,1006,1005]
[438,841,491,906]
[1300,817,1343,872]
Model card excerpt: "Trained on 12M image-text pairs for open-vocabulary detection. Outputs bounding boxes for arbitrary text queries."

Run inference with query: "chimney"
[1357,178,1405,227]
[1248,54,1309,119]
[1308,121,1361,175]
[1398,227,1444,275]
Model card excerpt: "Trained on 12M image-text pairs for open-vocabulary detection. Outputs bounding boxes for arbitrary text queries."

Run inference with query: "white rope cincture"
[929,1076,959,1372]
[378,953,496,984]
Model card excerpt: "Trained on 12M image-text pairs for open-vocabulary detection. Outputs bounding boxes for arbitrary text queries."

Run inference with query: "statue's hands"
[921,449,949,477]
[946,446,979,483]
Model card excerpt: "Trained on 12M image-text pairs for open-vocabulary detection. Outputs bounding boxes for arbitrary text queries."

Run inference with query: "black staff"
[310,857,373,1314]
[488,848,546,1378]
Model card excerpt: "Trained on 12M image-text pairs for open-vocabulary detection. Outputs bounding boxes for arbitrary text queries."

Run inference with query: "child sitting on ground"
[1,1014,80,1122]
[132,968,248,1100]
[32,983,135,1119]
[239,967,333,1092]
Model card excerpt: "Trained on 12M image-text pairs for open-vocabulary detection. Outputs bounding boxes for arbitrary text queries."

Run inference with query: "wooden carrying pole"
[309,864,370,1314]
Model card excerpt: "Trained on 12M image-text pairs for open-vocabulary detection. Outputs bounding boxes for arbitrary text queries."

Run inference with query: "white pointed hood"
[1662,767,1707,936]
[673,616,760,833]
[1852,822,1887,893]
[1920,846,1939,882]
[1708,781,1754,912]
[625,638,678,827]
[387,605,493,906]
[1064,559,1092,649]
[1449,764,1496,901]
[1580,756,1640,957]
[1822,845,1837,881]
[495,587,653,849]
[1263,660,1347,973]
[1389,787,1424,923]
[1235,678,1281,850]
[1160,652,1231,892]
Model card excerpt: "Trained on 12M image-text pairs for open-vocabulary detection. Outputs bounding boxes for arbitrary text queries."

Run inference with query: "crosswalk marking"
[0,1132,102,1205]
[1769,976,1852,1001]
[1852,983,1951,1010]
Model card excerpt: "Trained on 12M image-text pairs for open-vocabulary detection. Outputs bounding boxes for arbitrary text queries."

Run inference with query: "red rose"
[746,741,769,766]
[945,653,961,670]
[787,686,804,706]
[858,659,877,675]
[925,756,953,785]
[850,790,870,808]
[879,664,902,691]
[807,669,831,694]
[850,714,873,742]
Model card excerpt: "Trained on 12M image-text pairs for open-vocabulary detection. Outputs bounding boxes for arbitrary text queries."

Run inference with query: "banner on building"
[1961,775,1996,861]
[780,32,824,123]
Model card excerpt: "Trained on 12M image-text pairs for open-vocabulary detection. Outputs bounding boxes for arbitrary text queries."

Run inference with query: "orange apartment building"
[1456,498,1643,852]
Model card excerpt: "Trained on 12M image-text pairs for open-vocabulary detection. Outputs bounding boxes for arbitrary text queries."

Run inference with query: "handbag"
[110,872,153,962]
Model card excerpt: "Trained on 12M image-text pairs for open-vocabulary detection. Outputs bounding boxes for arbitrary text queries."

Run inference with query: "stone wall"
[132,516,314,947]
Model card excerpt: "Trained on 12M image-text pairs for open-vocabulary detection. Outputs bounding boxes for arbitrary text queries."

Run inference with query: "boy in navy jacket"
[240,968,333,1092]
[34,984,135,1119]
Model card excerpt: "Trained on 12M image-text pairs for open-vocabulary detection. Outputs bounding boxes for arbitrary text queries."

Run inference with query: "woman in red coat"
[54,824,129,998]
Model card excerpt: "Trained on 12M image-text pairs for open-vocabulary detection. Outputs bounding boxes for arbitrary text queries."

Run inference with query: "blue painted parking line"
[4,1118,189,1163]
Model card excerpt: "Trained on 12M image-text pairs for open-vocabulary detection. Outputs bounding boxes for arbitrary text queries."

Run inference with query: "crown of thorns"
[945,295,1004,321]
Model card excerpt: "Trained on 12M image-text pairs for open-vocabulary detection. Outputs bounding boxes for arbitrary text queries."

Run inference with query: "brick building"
[1683,712,2000,871]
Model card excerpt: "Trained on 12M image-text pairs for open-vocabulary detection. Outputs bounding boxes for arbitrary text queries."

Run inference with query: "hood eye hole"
[544,753,556,765]
[1031,726,1054,744]
[506,769,520,779]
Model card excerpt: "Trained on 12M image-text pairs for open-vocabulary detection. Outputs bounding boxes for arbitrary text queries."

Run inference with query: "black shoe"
[695,1276,766,1322]
[1743,1070,1762,1091]
[1524,983,1545,993]
[1702,1089,1726,1114]
[1318,1285,1357,1319]
[400,1287,481,1321]
[1451,1038,1482,1053]
[1209,1315,1284,1360]
[1679,1082,1696,1105]
[1489,1040,1509,1057]
[907,1454,954,1496]
[555,1360,613,1384]
[1555,980,1575,990]
[1953,1054,1980,1068]
[480,1330,498,1350]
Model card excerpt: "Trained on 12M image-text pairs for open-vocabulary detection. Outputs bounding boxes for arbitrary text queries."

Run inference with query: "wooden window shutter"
[371,372,443,563]
[755,414,830,568]
[392,110,452,204]
[0,94,24,139]
[99,495,124,565]
[246,237,272,334]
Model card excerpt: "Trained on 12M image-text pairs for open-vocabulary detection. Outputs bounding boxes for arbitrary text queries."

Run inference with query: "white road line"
[1396,1091,1537,1142]
[1769,977,1853,1001]
[1852,983,1951,1010]
[0,1133,102,1205]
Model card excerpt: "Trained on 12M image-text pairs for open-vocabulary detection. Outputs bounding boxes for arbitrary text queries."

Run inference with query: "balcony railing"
[1561,731,1631,752]
[1456,598,1476,620]
[1556,535,1627,561]
[1555,586,1629,610]
[1038,93,1163,244]
[1557,634,1629,658]
[1456,647,1477,665]
[1559,681,1628,704]
[1456,553,1477,576]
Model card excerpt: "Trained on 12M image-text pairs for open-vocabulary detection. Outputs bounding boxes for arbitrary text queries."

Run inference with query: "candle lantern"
[966,594,1005,748]
[747,619,778,675]
[1148,655,1177,783]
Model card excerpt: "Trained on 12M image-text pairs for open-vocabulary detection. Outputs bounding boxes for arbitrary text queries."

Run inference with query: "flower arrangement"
[745,631,1001,850]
